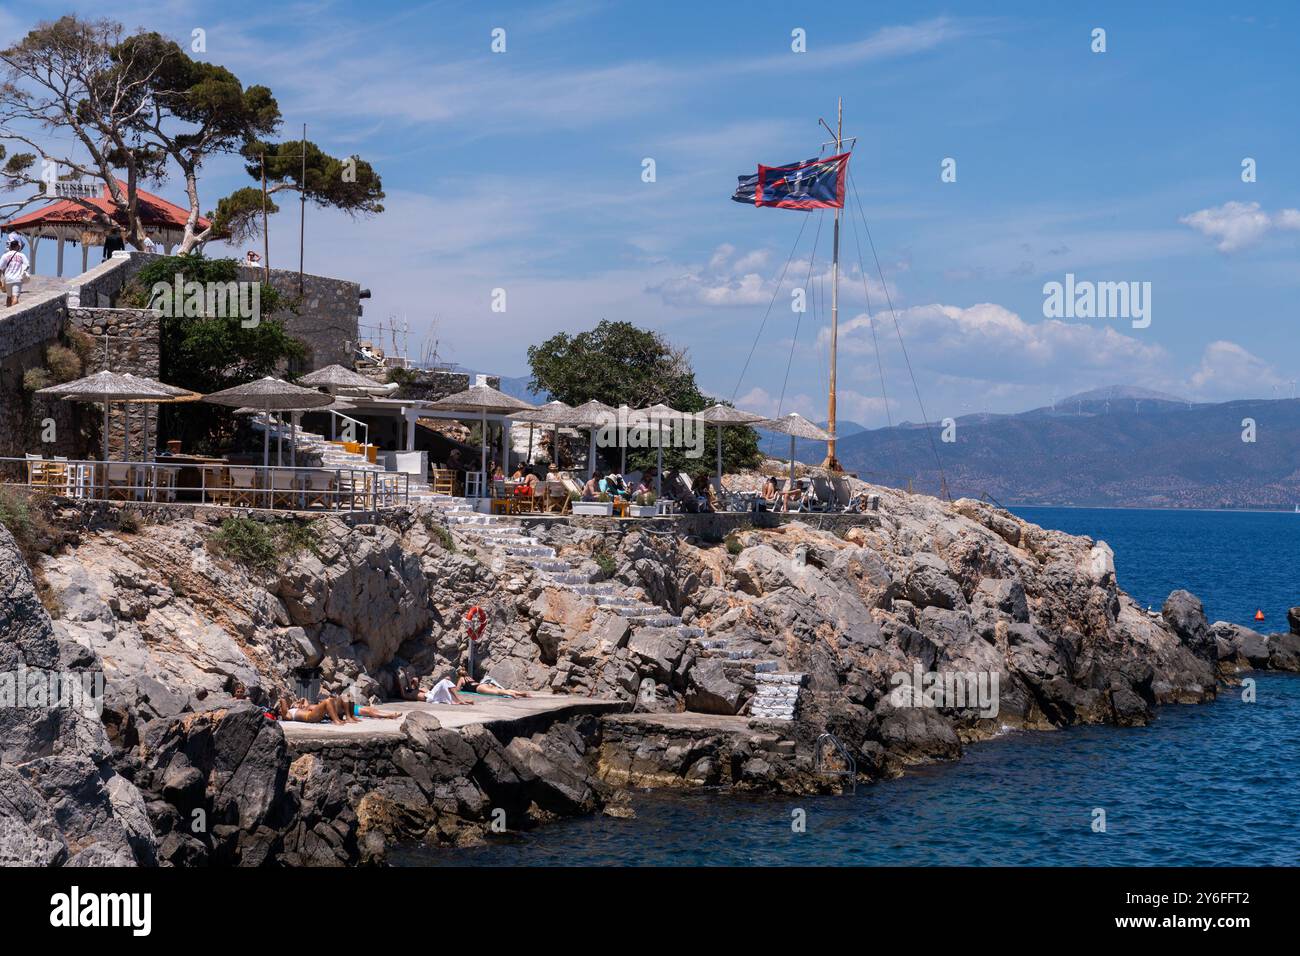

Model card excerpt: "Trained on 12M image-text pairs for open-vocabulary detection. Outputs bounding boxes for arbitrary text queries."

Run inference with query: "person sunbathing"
[454,666,533,699]
[423,676,474,705]
[351,701,403,719]
[276,694,356,723]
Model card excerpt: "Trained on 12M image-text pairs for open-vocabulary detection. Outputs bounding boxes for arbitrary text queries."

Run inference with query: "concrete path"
[279,693,623,745]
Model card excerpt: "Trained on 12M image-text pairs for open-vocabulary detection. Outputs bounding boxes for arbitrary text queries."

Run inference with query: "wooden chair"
[227,467,259,507]
[302,470,335,509]
[270,468,299,508]
[431,467,456,496]
[490,479,513,515]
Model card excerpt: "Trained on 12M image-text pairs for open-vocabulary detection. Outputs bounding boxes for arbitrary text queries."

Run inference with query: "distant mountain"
[791,391,1300,510]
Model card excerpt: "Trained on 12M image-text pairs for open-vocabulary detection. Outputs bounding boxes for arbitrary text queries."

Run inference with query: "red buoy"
[1254,609,1265,621]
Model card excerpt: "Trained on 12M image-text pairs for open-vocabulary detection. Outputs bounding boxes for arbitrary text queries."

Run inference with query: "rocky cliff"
[3,483,1299,865]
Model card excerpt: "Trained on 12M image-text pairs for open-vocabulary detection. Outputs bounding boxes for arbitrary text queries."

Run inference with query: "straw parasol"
[513,400,575,468]
[565,399,618,479]
[697,402,765,484]
[36,370,174,472]
[758,412,833,488]
[297,364,381,393]
[430,384,536,488]
[635,403,686,495]
[119,374,201,461]
[203,376,334,469]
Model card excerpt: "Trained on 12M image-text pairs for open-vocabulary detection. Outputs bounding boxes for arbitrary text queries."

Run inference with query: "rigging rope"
[848,172,949,498]
[730,213,812,404]
[778,210,823,416]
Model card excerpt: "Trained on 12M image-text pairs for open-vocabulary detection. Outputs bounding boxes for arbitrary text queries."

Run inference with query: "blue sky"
[3,0,1298,425]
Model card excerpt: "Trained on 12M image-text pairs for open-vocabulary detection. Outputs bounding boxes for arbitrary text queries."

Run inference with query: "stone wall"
[393,369,498,403]
[78,252,362,372]
[0,293,76,459]
[235,263,361,371]
[68,307,161,459]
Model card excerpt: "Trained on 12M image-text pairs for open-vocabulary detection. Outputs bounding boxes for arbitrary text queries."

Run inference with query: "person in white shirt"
[2,240,30,307]
[142,234,159,254]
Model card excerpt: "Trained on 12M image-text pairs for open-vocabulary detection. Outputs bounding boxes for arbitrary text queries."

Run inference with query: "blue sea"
[408,507,1300,866]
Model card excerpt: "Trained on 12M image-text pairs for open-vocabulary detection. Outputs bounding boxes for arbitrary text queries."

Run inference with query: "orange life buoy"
[465,605,488,640]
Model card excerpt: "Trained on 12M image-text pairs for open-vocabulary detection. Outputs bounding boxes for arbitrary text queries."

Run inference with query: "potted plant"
[629,491,657,518]
[572,491,614,516]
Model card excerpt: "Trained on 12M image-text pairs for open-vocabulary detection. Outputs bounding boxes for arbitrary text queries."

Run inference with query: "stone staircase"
[249,415,431,496]
[422,495,804,720]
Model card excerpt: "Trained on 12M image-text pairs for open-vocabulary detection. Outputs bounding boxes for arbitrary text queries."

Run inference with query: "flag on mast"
[730,153,850,209]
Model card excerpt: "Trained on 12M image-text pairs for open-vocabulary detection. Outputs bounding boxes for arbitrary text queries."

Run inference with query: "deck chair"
[106,463,134,501]
[829,475,857,511]
[302,470,335,508]
[270,468,300,508]
[809,476,836,512]
[227,467,259,507]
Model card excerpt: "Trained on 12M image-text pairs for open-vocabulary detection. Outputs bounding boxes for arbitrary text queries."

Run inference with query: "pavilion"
[1,180,210,276]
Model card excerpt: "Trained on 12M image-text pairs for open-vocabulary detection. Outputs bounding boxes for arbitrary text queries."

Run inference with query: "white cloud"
[823,302,1168,386]
[1186,340,1286,399]
[1179,201,1300,253]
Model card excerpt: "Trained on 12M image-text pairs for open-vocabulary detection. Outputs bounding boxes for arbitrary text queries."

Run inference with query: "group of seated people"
[579,468,654,502]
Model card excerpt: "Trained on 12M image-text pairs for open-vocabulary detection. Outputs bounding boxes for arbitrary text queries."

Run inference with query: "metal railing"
[814,732,857,795]
[1,457,410,511]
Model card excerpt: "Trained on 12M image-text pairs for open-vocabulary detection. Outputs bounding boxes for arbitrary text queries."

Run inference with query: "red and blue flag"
[731,152,850,209]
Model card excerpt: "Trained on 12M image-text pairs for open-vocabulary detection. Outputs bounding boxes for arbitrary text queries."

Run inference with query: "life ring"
[465,605,488,640]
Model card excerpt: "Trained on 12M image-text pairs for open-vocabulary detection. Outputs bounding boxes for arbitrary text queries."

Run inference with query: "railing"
[814,732,857,795]
[1,457,410,511]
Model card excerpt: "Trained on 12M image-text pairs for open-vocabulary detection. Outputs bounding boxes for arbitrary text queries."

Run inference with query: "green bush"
[725,533,745,556]
[116,509,142,534]
[209,516,319,572]
[593,548,617,578]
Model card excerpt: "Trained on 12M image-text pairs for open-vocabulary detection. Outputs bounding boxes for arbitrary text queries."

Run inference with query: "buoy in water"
[1254,609,1265,621]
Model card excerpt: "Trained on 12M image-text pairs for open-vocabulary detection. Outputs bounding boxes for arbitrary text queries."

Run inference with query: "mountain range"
[785,387,1300,510]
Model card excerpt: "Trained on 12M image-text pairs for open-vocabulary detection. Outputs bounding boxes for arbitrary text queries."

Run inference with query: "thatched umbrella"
[569,399,618,479]
[297,364,380,393]
[36,371,175,481]
[697,403,766,485]
[430,384,535,490]
[120,374,200,461]
[758,412,833,487]
[514,400,575,468]
[203,376,334,469]
[637,403,685,496]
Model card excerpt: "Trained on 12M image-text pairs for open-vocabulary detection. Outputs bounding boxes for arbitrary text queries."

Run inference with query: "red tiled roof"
[2,179,210,232]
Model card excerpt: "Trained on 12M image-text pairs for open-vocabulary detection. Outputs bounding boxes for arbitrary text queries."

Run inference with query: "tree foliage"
[527,320,760,474]
[0,15,383,252]
[120,255,305,450]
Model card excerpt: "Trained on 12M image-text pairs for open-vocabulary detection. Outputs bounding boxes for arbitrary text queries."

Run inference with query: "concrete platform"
[279,693,623,745]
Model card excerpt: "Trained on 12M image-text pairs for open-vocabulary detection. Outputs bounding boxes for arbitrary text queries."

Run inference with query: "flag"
[730,153,850,209]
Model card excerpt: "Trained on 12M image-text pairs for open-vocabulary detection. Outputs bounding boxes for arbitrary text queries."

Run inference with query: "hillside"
[819,394,1300,509]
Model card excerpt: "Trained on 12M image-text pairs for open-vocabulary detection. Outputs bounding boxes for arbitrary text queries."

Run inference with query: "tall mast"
[823,97,842,471]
